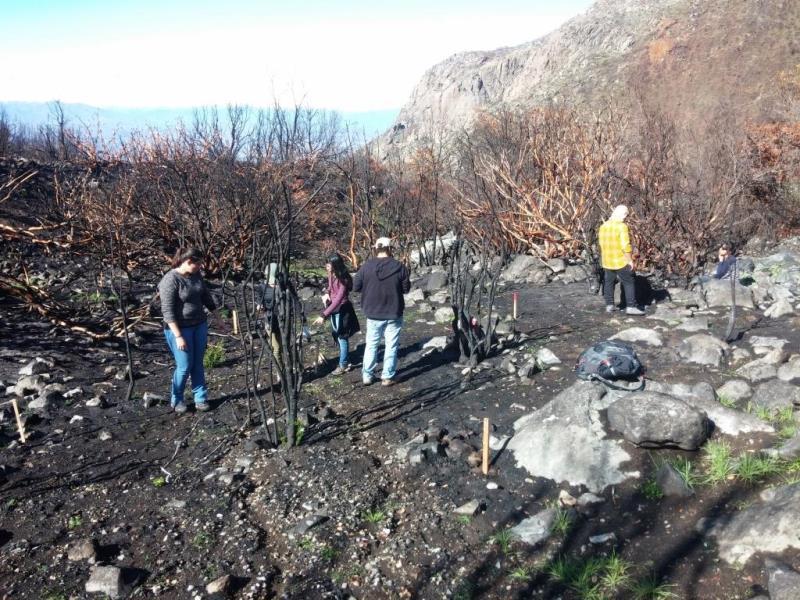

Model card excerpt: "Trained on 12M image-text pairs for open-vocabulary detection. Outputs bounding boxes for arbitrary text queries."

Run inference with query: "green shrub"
[203,342,226,369]
[735,453,780,485]
[641,478,664,501]
[702,440,735,485]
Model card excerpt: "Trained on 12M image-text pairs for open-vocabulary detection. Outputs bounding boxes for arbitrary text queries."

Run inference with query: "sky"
[0,0,594,113]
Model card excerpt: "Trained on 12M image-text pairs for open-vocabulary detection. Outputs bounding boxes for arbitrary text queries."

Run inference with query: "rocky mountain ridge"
[384,0,800,152]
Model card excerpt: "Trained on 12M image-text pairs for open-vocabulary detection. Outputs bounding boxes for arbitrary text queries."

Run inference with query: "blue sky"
[0,0,594,111]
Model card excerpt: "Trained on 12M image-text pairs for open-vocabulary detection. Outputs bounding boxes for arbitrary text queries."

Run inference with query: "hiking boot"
[331,363,351,376]
[381,378,395,387]
[173,403,188,414]
[196,402,211,412]
[362,376,375,386]
[625,307,646,316]
[605,305,616,313]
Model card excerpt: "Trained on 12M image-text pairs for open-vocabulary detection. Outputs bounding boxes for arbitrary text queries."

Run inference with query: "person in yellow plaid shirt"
[598,205,645,315]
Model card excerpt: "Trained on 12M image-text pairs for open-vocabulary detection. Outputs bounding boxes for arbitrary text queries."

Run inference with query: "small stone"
[63,387,83,399]
[558,490,577,506]
[70,415,84,424]
[454,500,483,516]
[99,430,113,441]
[86,397,104,408]
[577,493,605,508]
[445,438,473,459]
[68,538,98,562]
[289,514,328,537]
[142,391,164,408]
[535,348,561,369]
[217,471,242,486]
[466,451,482,468]
[19,357,53,376]
[206,574,232,595]
[589,532,617,544]
[486,481,499,490]
[85,565,124,598]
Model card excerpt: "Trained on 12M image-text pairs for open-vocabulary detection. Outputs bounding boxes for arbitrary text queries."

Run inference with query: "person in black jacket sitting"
[353,237,410,386]
[713,242,737,280]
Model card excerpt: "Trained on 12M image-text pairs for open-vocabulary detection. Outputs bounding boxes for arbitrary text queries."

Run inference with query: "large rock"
[647,303,694,321]
[559,264,591,284]
[501,254,540,282]
[423,270,448,291]
[677,334,729,366]
[737,352,784,382]
[765,299,795,318]
[546,258,566,273]
[765,433,800,460]
[434,307,454,324]
[751,380,800,411]
[656,463,694,498]
[700,278,755,309]
[642,380,772,436]
[610,327,663,347]
[675,317,709,332]
[778,355,800,382]
[767,559,800,600]
[409,232,457,266]
[705,482,800,564]
[607,391,708,450]
[715,380,752,404]
[405,288,426,303]
[749,336,789,355]
[527,268,550,285]
[508,381,638,492]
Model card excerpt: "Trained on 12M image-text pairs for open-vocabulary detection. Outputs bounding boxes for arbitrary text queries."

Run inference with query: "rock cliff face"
[384,0,800,153]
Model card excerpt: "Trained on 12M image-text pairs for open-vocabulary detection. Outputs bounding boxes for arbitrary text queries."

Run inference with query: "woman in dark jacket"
[158,247,216,414]
[313,254,360,374]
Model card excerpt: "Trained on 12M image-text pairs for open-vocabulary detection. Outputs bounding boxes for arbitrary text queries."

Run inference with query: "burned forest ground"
[2,259,800,600]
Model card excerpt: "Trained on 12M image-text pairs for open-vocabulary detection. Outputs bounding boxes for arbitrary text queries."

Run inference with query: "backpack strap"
[589,373,645,392]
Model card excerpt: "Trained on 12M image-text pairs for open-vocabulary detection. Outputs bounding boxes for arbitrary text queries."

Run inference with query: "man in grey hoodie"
[353,237,411,386]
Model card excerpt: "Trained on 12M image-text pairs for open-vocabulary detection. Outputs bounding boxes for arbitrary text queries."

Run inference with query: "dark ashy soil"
[1,272,799,599]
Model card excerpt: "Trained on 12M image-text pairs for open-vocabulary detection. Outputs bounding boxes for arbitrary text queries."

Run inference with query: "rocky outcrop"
[383,0,800,156]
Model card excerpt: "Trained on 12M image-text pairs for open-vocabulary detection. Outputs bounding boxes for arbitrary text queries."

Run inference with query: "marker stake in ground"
[482,417,490,476]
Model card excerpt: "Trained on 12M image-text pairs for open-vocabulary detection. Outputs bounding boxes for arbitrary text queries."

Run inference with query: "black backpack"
[575,340,645,391]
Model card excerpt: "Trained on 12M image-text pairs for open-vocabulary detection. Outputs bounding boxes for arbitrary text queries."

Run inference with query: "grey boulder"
[607,391,708,450]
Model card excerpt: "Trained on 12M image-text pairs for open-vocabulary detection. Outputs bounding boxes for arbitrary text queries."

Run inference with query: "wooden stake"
[512,291,519,320]
[482,417,490,476]
[10,398,26,443]
[232,310,239,335]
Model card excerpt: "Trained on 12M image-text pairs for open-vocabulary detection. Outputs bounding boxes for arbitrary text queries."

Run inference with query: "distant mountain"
[385,0,800,152]
[0,101,398,143]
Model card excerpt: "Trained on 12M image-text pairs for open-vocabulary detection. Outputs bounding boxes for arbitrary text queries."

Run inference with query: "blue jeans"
[330,312,350,368]
[363,318,403,381]
[164,322,209,406]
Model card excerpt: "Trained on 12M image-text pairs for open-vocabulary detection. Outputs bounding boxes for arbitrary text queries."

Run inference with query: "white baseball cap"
[374,237,393,249]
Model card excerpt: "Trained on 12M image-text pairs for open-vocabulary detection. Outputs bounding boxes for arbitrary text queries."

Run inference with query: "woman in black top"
[158,247,216,414]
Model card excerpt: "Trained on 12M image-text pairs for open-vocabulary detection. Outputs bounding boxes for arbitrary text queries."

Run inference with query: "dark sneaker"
[173,403,188,414]
[625,307,646,316]
[381,378,395,387]
[196,402,211,412]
